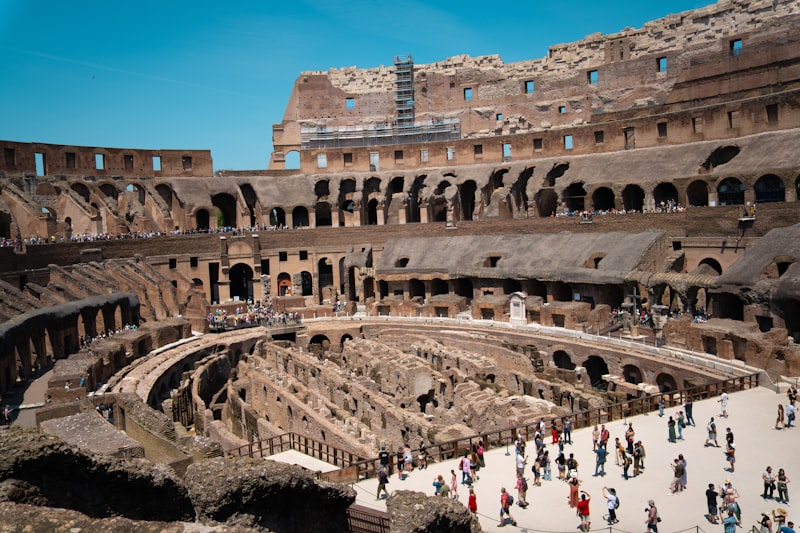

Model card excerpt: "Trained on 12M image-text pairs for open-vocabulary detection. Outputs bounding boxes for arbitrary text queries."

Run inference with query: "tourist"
[603,486,619,525]
[594,443,608,476]
[450,469,459,501]
[764,466,777,499]
[378,445,391,475]
[541,450,552,481]
[432,474,444,496]
[551,420,560,444]
[705,417,719,447]
[468,488,477,513]
[638,440,647,469]
[556,451,567,480]
[685,398,695,426]
[773,509,788,531]
[624,423,634,453]
[725,427,735,447]
[622,452,632,480]
[719,391,729,418]
[516,449,528,477]
[761,512,774,533]
[568,476,581,508]
[567,453,579,479]
[776,468,791,504]
[658,395,665,417]
[439,479,450,499]
[776,404,785,430]
[706,483,720,524]
[780,521,797,533]
[677,411,686,440]
[614,437,624,466]
[576,490,591,532]
[417,442,427,469]
[498,487,517,527]
[668,416,677,443]
[532,454,542,486]
[601,424,611,449]
[515,472,529,508]
[396,445,405,478]
[669,458,684,494]
[645,499,660,533]
[678,454,687,490]
[725,441,736,473]
[477,441,486,468]
[633,441,644,477]
[403,446,413,476]
[469,449,480,481]
[592,425,600,450]
[723,509,738,533]
[564,418,573,444]
[786,401,796,428]
[723,480,742,525]
[459,452,472,484]
[376,467,389,500]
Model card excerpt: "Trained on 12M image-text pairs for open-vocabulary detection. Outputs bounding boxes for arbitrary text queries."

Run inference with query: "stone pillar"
[708,190,719,207]
[218,280,232,303]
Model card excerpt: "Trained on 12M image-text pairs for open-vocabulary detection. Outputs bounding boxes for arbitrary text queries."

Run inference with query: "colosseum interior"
[1,0,800,530]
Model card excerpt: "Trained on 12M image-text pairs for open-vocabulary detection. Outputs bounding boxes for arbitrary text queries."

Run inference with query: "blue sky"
[0,0,710,171]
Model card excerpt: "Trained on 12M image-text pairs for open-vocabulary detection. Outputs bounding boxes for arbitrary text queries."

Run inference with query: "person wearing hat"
[645,500,660,532]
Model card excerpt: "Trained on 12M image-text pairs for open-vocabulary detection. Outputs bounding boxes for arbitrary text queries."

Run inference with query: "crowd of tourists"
[0,223,291,249]
[207,302,302,331]
[369,386,798,533]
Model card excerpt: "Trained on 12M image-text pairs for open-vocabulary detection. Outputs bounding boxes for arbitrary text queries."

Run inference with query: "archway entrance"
[229,263,254,302]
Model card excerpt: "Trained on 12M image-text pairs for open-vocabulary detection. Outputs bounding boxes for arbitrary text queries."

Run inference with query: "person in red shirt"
[468,488,477,513]
[499,487,517,527]
[577,490,592,532]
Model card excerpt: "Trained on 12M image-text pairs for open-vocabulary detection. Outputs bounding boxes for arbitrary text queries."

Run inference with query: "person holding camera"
[645,500,660,532]
[576,490,591,532]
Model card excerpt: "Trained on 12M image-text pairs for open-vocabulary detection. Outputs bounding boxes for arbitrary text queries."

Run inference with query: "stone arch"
[582,355,609,389]
[409,279,425,300]
[124,183,145,204]
[230,263,254,302]
[622,364,643,384]
[212,193,237,227]
[431,278,448,296]
[483,168,508,207]
[192,278,204,289]
[277,272,292,296]
[717,177,745,206]
[315,179,330,199]
[653,182,679,207]
[315,203,332,227]
[71,183,90,203]
[155,184,174,208]
[318,258,334,304]
[239,184,259,227]
[309,334,331,353]
[697,257,723,275]
[553,350,576,370]
[292,206,309,228]
[269,207,286,227]
[459,180,477,221]
[195,208,210,230]
[535,188,558,217]
[754,174,785,203]
[591,186,615,211]
[42,207,57,220]
[622,184,645,212]
[36,183,58,196]
[99,183,119,200]
[364,177,381,196]
[284,150,300,170]
[389,176,404,195]
[510,167,533,216]
[301,270,313,296]
[563,182,586,212]
[366,198,379,225]
[655,372,678,392]
[686,180,709,207]
[407,175,427,223]
[340,334,353,347]
[362,276,375,300]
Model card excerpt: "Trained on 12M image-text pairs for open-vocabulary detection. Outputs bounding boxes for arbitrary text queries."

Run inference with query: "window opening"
[657,57,667,72]
[346,97,355,110]
[317,154,327,168]
[657,122,668,138]
[95,153,104,170]
[594,131,604,144]
[563,135,574,150]
[588,70,598,84]
[152,156,161,171]
[525,80,535,94]
[65,152,76,169]
[124,154,133,170]
[182,156,192,170]
[730,39,742,56]
[463,87,472,101]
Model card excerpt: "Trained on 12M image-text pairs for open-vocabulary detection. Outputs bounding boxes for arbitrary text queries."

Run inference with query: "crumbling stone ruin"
[1,0,800,530]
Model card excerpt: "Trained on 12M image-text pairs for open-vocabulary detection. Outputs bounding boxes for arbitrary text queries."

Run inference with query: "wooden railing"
[346,504,390,533]
[225,372,759,486]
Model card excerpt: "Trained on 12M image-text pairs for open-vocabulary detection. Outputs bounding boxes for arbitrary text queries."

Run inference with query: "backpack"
[614,495,620,509]
[507,494,514,506]
[522,478,528,491]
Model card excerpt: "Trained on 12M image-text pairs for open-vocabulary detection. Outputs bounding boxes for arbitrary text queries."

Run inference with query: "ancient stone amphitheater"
[1,0,800,530]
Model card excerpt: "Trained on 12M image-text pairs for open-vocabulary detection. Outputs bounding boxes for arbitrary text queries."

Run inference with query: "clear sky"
[0,0,711,171]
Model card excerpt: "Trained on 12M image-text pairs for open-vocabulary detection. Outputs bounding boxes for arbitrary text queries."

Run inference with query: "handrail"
[225,372,759,485]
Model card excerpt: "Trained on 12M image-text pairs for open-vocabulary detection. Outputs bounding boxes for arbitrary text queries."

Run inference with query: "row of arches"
[552,350,679,392]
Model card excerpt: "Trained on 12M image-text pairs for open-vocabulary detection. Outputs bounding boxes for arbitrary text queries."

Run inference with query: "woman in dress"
[592,425,600,450]
[668,416,677,443]
[450,469,459,501]
[569,475,581,508]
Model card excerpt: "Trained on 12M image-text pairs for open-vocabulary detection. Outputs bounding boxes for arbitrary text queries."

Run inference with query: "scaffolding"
[394,54,415,128]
